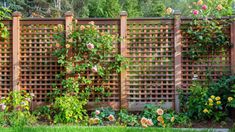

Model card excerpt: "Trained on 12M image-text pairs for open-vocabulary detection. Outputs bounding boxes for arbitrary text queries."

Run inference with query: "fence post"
[231,11,235,74]
[64,11,73,71]
[65,11,73,38]
[12,12,22,91]
[120,11,128,109]
[173,10,182,112]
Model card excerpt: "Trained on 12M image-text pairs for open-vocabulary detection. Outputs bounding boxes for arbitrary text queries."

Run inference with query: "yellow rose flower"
[209,103,213,106]
[197,0,203,5]
[203,109,209,113]
[216,4,223,11]
[210,95,215,99]
[208,98,213,103]
[216,101,221,105]
[215,96,221,101]
[157,116,164,122]
[171,116,175,122]
[66,44,70,49]
[228,97,233,102]
[166,7,173,15]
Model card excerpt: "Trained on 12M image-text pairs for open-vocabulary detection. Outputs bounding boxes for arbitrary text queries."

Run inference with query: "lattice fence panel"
[181,19,231,92]
[126,19,175,110]
[77,19,121,108]
[0,21,12,98]
[20,20,64,102]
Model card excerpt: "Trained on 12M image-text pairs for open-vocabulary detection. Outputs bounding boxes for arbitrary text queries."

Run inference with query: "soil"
[191,120,234,128]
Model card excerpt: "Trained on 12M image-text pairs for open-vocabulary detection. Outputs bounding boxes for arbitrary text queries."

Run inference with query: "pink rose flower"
[25,98,31,102]
[95,110,100,115]
[146,119,154,126]
[202,5,207,10]
[86,43,94,50]
[92,66,98,73]
[0,104,6,110]
[30,93,35,97]
[193,10,199,15]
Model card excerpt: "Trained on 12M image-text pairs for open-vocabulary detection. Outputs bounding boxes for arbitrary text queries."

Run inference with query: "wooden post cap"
[173,10,181,15]
[12,11,22,17]
[120,11,128,16]
[65,11,73,17]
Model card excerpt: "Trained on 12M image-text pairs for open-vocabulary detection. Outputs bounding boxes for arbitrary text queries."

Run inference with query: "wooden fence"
[0,11,234,111]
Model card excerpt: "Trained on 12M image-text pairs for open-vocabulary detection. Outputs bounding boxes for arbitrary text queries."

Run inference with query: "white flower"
[25,98,31,102]
[0,104,6,110]
[92,66,98,73]
[30,93,35,97]
[86,43,94,50]
[95,110,100,115]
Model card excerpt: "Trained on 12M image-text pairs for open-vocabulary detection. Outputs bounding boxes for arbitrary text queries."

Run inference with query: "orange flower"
[93,118,99,124]
[80,25,85,30]
[157,116,164,122]
[156,108,164,115]
[108,114,115,121]
[140,117,148,125]
[171,116,175,122]
[197,0,203,5]
[216,4,223,11]
[146,119,154,126]
[55,43,60,48]
[142,123,148,128]
[89,118,94,124]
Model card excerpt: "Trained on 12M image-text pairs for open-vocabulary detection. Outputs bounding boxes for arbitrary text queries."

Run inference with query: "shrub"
[117,109,139,127]
[53,96,87,124]
[140,104,176,128]
[90,107,116,125]
[140,0,166,17]
[0,91,36,127]
[88,0,121,18]
[179,80,228,122]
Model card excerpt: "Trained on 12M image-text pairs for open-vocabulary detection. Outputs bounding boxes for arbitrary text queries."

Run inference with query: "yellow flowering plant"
[227,89,235,108]
[203,95,226,122]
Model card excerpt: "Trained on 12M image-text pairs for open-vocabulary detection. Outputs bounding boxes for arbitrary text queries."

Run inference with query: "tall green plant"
[0,7,11,40]
[88,0,121,18]
[51,21,127,123]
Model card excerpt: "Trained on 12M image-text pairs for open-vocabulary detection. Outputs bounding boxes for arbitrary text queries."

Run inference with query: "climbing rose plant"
[52,21,127,101]
[183,0,231,60]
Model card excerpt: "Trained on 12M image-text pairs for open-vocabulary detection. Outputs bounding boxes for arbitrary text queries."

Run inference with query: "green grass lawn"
[0,126,214,132]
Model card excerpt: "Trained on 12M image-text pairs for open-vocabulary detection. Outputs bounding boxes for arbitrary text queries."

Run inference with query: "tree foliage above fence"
[2,0,233,18]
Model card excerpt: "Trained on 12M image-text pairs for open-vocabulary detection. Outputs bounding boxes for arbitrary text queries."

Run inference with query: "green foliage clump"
[179,80,230,122]
[53,96,87,123]
[140,104,177,128]
[88,0,121,18]
[121,0,141,18]
[0,91,37,127]
[184,20,231,60]
[117,109,139,127]
[0,7,11,40]
[140,0,166,17]
[89,107,116,125]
